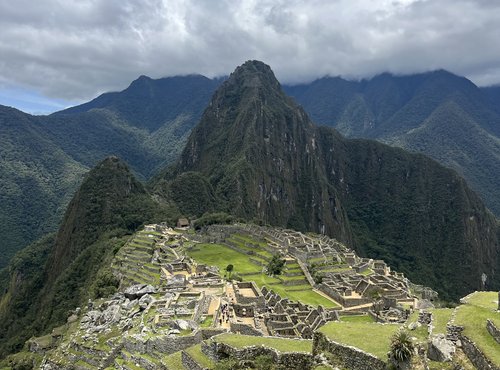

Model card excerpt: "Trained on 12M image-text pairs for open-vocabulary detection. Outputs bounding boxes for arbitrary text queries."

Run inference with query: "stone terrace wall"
[486,319,500,344]
[313,332,386,370]
[123,331,203,355]
[202,341,313,370]
[317,284,372,308]
[230,322,263,336]
[181,351,204,370]
[461,335,500,370]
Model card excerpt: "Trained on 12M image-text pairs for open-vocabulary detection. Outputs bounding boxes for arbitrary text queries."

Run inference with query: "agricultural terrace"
[187,242,338,307]
[211,333,313,353]
[318,321,400,359]
[455,291,500,367]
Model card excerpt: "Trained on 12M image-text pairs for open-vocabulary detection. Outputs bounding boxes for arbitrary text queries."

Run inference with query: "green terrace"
[211,333,313,353]
[186,242,338,307]
[318,321,400,360]
[111,231,164,286]
[455,291,500,367]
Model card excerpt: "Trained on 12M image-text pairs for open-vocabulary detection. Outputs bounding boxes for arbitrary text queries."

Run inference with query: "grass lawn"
[234,233,268,247]
[462,291,498,311]
[187,243,338,307]
[431,308,453,335]
[319,321,400,360]
[162,351,183,370]
[455,292,500,367]
[213,333,312,353]
[200,316,213,328]
[187,243,263,274]
[184,344,214,369]
[340,315,375,323]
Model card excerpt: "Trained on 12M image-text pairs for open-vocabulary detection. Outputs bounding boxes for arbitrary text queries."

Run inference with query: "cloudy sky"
[1,0,500,114]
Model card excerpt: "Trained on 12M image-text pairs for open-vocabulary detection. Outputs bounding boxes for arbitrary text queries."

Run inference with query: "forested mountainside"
[3,67,499,273]
[0,157,172,357]
[154,61,500,302]
[0,75,219,269]
[1,61,498,360]
[283,71,500,216]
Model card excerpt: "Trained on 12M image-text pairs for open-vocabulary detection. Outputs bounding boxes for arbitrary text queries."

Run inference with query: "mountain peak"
[224,60,281,94]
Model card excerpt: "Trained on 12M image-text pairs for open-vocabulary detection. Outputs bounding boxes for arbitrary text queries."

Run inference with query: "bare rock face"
[124,284,156,300]
[427,334,455,362]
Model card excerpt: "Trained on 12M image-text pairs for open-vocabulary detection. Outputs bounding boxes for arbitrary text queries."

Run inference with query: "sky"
[1,0,500,114]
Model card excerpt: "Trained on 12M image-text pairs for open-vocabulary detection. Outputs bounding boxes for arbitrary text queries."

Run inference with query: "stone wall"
[230,322,263,336]
[201,328,227,340]
[122,331,204,355]
[461,335,500,370]
[317,284,372,308]
[202,341,313,370]
[312,332,386,370]
[446,325,463,343]
[181,351,204,370]
[486,319,500,344]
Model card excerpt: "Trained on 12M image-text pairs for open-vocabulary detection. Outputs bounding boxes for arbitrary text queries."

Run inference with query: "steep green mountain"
[57,74,222,132]
[0,75,219,269]
[155,60,500,301]
[0,106,88,270]
[0,156,172,357]
[284,71,500,216]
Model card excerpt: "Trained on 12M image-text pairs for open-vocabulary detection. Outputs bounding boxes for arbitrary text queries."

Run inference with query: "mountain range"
[0,75,220,269]
[284,71,500,216]
[1,66,500,273]
[0,60,499,359]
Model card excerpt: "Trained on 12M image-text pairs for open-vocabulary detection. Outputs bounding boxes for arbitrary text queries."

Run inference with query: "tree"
[266,255,285,276]
[225,264,234,279]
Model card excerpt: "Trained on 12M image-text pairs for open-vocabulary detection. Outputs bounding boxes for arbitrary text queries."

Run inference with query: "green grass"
[455,292,500,366]
[184,344,214,368]
[319,321,400,360]
[162,351,184,370]
[187,243,263,274]
[313,366,334,370]
[200,316,214,328]
[340,315,375,323]
[187,243,338,307]
[410,324,429,343]
[360,268,374,276]
[234,233,268,247]
[213,333,312,353]
[462,291,498,310]
[431,308,453,335]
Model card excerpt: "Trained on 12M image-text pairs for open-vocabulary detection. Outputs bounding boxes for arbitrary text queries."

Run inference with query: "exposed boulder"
[124,284,156,300]
[427,334,455,362]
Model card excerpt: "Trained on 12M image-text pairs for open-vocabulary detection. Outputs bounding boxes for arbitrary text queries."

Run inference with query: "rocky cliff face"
[158,60,500,300]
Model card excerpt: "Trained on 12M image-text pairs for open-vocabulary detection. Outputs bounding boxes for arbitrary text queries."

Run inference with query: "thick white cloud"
[1,0,500,103]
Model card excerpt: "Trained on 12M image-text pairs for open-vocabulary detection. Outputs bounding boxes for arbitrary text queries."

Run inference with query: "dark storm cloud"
[1,0,500,103]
